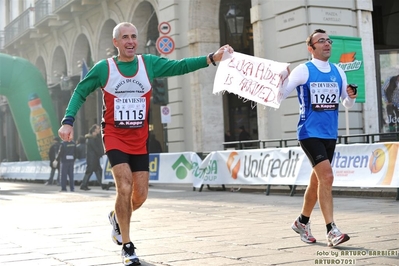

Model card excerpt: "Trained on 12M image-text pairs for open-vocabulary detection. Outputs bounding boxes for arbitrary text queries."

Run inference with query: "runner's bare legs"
[112,164,149,244]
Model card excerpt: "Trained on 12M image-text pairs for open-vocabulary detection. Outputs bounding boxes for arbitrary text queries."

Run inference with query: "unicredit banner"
[194,143,399,188]
[329,36,365,103]
[1,143,398,188]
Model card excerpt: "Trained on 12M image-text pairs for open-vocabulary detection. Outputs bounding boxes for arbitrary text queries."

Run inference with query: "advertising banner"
[329,36,365,103]
[194,143,399,188]
[331,143,399,187]
[1,144,398,188]
[103,152,202,185]
[193,148,306,187]
[0,158,88,181]
[0,54,59,161]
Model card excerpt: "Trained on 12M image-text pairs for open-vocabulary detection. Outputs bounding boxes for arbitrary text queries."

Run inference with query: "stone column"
[164,0,224,153]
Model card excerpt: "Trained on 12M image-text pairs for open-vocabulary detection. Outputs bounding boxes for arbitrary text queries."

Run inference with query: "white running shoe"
[122,242,141,265]
[108,210,122,245]
[327,222,350,247]
[291,217,316,243]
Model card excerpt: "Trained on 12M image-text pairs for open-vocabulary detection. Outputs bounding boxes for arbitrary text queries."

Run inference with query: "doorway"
[219,0,256,143]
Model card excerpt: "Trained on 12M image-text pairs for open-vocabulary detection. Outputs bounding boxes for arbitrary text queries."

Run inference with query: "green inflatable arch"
[0,53,59,161]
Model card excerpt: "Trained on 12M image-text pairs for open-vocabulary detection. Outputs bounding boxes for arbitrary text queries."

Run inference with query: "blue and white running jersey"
[296,62,343,140]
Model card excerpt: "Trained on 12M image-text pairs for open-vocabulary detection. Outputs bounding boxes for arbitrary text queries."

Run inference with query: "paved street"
[0,181,398,266]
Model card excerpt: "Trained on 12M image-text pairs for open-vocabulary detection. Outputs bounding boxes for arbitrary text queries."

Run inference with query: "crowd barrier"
[0,152,203,186]
[197,143,399,188]
[0,158,90,181]
[1,143,398,197]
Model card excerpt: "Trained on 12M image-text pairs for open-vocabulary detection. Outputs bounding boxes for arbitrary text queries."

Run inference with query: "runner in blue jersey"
[282,29,357,247]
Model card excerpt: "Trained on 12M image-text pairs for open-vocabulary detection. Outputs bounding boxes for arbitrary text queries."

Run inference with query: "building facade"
[0,0,398,161]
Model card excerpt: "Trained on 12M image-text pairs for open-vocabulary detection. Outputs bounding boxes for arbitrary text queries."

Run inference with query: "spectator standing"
[224,130,235,149]
[75,135,87,160]
[80,124,106,190]
[148,133,162,153]
[57,140,76,192]
[44,137,61,185]
[238,125,251,149]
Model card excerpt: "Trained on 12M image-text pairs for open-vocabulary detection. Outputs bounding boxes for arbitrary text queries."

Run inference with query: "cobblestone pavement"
[0,181,398,266]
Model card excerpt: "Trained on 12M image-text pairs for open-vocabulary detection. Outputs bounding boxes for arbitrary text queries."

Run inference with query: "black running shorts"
[106,149,149,172]
[299,138,336,167]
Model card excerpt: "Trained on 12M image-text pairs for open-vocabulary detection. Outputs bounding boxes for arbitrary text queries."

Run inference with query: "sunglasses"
[310,38,333,46]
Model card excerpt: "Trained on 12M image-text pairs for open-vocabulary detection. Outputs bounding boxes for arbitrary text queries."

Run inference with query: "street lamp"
[60,74,72,91]
[225,4,244,36]
[54,70,71,90]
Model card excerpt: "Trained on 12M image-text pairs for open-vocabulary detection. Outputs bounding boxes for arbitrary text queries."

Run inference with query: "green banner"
[330,36,365,103]
[0,53,59,161]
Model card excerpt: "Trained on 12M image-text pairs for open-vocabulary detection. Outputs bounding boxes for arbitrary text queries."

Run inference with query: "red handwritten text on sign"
[213,52,289,109]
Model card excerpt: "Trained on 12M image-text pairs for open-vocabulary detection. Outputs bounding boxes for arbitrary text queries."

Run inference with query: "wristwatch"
[208,53,216,66]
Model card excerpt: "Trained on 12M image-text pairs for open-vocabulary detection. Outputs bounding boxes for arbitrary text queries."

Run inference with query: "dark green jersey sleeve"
[63,54,208,120]
[143,54,209,81]
[64,60,108,119]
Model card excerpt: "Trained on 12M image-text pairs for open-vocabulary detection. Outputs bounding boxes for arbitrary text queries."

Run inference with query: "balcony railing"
[4,7,34,46]
[35,0,52,24]
[54,0,71,10]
